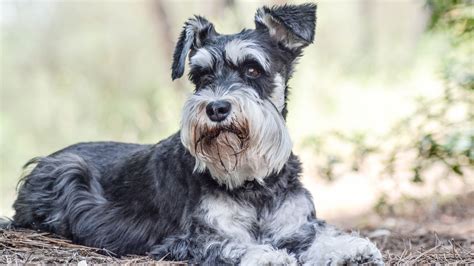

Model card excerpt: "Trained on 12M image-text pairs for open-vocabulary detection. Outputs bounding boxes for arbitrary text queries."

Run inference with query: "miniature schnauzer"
[11,3,383,265]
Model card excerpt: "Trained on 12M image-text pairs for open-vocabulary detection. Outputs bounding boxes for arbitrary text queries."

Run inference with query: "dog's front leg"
[192,192,298,265]
[299,223,384,265]
[215,241,298,266]
[150,229,297,265]
[264,192,383,265]
[151,191,298,265]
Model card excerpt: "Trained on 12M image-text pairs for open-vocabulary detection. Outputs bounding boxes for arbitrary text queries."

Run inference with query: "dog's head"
[174,3,317,189]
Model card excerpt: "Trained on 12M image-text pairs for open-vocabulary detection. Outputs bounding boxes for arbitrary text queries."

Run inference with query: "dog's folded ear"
[171,16,217,80]
[255,3,317,51]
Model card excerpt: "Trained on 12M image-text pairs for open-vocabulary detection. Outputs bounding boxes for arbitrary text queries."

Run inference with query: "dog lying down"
[10,3,383,265]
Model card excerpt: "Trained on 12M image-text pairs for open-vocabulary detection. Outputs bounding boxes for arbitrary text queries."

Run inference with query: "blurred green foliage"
[303,0,473,189]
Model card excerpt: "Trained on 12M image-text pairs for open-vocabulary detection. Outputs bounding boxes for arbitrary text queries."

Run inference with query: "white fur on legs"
[240,244,297,266]
[300,226,384,266]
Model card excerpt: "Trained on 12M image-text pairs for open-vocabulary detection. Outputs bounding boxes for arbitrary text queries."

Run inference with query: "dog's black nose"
[206,101,231,122]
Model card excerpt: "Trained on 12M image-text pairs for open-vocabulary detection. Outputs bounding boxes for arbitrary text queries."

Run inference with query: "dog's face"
[173,4,317,189]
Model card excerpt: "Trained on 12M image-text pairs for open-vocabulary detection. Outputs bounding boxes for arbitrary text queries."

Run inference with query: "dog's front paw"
[303,235,383,266]
[240,245,297,266]
[330,238,383,265]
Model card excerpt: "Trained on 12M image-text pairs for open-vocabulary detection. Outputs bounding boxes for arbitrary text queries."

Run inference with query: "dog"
[10,3,383,265]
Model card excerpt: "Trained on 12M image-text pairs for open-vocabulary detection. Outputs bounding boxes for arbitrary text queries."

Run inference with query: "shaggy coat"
[11,3,383,265]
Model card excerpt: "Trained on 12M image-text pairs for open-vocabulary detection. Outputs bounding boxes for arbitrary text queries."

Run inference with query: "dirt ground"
[1,193,472,265]
[357,192,473,264]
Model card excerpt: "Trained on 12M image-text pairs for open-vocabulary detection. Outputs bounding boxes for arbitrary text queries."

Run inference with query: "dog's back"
[12,134,196,255]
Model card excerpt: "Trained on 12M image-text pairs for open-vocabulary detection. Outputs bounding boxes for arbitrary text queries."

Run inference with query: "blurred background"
[0,0,472,234]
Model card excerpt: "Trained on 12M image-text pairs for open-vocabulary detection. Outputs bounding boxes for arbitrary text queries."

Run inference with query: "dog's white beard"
[180,87,292,190]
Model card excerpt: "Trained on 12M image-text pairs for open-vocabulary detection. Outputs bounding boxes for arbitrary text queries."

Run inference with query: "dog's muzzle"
[180,86,292,189]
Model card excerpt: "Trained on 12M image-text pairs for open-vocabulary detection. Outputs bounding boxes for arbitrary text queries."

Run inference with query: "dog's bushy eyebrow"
[224,39,270,72]
[190,48,215,69]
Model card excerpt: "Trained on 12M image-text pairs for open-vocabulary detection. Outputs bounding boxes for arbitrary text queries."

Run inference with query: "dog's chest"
[197,193,313,243]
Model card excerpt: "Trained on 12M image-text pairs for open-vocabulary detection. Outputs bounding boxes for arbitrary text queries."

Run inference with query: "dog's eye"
[244,66,261,79]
